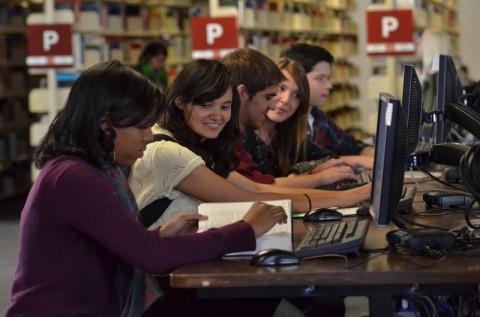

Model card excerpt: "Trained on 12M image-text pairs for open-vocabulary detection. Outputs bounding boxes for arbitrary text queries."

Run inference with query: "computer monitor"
[433,54,462,144]
[369,93,408,227]
[401,64,423,155]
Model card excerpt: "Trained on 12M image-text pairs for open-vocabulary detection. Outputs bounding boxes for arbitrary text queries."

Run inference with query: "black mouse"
[250,249,300,266]
[303,208,343,222]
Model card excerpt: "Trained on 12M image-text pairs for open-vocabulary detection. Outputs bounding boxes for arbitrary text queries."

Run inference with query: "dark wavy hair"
[158,59,240,177]
[34,60,162,169]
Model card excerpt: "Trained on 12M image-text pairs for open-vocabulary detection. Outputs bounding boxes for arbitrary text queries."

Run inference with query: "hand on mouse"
[243,201,288,239]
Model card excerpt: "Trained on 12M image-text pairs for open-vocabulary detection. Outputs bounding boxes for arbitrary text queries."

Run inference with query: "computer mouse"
[303,208,343,222]
[250,249,300,266]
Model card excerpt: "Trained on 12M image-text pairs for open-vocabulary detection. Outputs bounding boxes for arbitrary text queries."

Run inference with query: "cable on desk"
[413,207,470,216]
[388,246,449,268]
[408,165,469,195]
[392,210,451,231]
[418,165,470,194]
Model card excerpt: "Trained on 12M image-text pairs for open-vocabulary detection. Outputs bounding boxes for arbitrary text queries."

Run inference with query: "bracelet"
[303,193,312,211]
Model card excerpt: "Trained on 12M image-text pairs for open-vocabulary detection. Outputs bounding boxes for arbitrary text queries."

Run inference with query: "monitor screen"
[401,64,423,155]
[369,93,408,227]
[433,54,462,144]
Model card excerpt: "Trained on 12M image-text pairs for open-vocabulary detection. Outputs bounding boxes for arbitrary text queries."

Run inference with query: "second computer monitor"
[434,54,462,144]
[369,93,408,227]
[402,64,424,155]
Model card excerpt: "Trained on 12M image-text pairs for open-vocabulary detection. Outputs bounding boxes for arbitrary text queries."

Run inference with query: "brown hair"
[274,58,310,175]
[221,48,285,98]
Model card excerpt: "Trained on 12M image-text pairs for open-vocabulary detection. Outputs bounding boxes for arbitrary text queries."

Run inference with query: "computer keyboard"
[318,171,372,191]
[294,218,369,258]
[335,171,372,190]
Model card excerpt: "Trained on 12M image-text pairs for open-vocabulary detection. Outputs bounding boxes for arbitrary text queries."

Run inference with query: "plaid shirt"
[308,107,370,156]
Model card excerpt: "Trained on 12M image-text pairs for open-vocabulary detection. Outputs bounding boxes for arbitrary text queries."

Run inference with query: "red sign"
[26,24,74,67]
[366,9,414,56]
[190,17,239,59]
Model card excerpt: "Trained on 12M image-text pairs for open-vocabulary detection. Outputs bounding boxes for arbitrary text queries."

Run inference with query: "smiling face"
[306,61,332,108]
[112,121,154,166]
[267,69,301,124]
[240,85,278,131]
[179,88,233,141]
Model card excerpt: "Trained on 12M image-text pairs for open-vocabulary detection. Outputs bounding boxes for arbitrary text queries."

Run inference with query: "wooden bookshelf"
[225,0,361,132]
[0,1,43,200]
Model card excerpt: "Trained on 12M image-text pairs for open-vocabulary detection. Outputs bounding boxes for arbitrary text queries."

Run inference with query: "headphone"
[460,144,480,200]
[459,144,480,229]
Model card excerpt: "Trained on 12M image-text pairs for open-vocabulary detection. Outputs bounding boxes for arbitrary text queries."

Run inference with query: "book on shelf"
[125,5,142,32]
[126,41,144,65]
[106,5,123,33]
[108,42,125,62]
[78,3,101,31]
[198,199,293,257]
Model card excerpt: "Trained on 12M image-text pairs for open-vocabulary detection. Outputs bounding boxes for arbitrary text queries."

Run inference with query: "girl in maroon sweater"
[5,60,286,317]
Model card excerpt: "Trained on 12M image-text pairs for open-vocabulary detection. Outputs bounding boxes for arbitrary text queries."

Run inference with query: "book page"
[198,200,293,256]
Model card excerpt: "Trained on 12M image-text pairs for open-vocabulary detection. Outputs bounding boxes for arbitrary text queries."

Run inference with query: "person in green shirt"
[136,41,168,91]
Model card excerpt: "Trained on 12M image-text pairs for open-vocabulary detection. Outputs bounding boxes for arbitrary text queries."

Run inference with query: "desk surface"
[170,193,480,290]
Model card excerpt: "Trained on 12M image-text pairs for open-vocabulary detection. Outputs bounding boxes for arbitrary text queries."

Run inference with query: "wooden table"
[170,192,480,316]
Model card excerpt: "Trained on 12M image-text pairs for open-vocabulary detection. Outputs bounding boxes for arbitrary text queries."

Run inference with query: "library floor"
[0,194,369,316]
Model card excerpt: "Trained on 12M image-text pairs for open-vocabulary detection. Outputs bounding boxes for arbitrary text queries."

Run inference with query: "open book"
[198,199,293,257]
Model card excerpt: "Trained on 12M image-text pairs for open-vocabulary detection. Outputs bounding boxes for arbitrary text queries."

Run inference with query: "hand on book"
[159,213,208,237]
[243,201,288,239]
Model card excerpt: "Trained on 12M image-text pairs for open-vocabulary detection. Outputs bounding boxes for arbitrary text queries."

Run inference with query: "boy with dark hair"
[281,43,375,156]
[221,48,285,184]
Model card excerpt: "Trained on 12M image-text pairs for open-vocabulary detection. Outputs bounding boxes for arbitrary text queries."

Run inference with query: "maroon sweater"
[235,148,275,184]
[6,156,255,317]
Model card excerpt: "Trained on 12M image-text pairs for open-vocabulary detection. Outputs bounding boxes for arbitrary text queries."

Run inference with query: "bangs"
[192,77,230,105]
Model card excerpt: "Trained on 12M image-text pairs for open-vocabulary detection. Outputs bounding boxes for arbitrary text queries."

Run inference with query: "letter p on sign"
[191,17,238,58]
[43,30,59,51]
[381,16,399,38]
[366,9,414,56]
[206,23,224,45]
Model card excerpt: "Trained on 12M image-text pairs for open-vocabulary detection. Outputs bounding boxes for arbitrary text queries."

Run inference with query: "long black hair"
[34,60,162,169]
[158,59,240,177]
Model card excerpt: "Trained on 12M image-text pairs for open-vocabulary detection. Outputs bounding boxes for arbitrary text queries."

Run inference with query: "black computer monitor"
[401,64,423,155]
[369,93,408,227]
[433,54,462,144]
